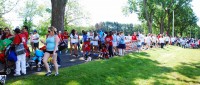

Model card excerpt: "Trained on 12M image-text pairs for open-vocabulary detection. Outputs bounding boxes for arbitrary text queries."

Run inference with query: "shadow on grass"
[175,62,200,79]
[7,52,174,85]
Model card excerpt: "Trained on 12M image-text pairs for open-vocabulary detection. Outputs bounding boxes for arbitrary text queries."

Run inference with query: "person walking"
[41,26,60,76]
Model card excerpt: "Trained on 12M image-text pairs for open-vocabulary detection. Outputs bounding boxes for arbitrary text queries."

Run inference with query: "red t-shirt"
[22,32,29,41]
[101,48,107,53]
[105,36,113,46]
[84,41,90,51]
[13,33,28,49]
[63,32,69,39]
[132,35,137,41]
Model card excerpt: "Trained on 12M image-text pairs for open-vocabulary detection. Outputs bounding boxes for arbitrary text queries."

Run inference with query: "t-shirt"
[132,35,137,41]
[198,40,200,45]
[139,34,145,42]
[13,33,28,49]
[159,38,165,43]
[105,36,113,46]
[116,35,121,43]
[22,32,29,41]
[152,36,157,43]
[84,41,90,51]
[101,48,107,53]
[63,32,69,39]
[145,36,151,43]
[112,34,117,42]
[70,34,78,43]
[165,36,170,41]
[32,33,40,43]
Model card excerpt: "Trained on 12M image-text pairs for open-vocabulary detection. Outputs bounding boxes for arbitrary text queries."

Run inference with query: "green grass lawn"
[7,46,200,85]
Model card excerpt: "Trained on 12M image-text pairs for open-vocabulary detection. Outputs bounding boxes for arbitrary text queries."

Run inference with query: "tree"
[124,0,156,33]
[0,0,19,17]
[51,0,68,31]
[65,0,89,26]
[19,0,46,31]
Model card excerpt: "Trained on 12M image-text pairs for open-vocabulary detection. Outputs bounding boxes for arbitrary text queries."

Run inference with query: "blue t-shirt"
[82,34,87,42]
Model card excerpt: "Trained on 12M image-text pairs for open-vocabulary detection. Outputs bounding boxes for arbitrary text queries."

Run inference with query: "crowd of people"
[0,26,200,77]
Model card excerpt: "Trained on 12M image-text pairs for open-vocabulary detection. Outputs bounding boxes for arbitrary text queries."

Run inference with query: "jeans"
[57,51,61,65]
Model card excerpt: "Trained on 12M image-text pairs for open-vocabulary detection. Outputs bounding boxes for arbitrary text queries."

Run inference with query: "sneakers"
[14,73,21,76]
[58,65,61,68]
[45,72,52,76]
[55,73,59,76]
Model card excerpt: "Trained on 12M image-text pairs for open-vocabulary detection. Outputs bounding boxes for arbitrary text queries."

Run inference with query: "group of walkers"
[0,26,200,77]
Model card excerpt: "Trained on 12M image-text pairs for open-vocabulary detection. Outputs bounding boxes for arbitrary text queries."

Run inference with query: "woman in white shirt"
[159,35,165,48]
[70,29,79,57]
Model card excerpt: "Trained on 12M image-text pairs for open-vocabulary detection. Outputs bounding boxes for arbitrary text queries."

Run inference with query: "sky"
[2,0,200,28]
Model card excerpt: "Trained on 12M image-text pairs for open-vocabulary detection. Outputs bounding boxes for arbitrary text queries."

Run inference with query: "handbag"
[15,34,26,56]
[58,41,67,51]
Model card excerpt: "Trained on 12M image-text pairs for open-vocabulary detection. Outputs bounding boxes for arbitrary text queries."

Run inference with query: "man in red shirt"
[13,28,27,76]
[132,32,137,50]
[105,31,113,57]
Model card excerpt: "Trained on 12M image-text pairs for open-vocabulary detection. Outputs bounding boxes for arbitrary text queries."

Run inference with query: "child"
[105,31,113,57]
[100,44,109,59]
[83,38,91,61]
[118,32,126,56]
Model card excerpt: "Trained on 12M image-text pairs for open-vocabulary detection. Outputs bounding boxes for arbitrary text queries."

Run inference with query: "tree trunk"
[51,0,68,32]
[167,9,171,35]
[143,0,152,33]
[160,17,164,34]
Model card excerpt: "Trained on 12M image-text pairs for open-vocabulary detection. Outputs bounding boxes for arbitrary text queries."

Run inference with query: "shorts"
[141,42,145,45]
[137,45,141,48]
[165,41,169,45]
[118,44,126,49]
[34,42,39,48]
[45,50,58,54]
[71,42,78,45]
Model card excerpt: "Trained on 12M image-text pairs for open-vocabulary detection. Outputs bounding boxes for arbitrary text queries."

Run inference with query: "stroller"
[1,45,16,75]
[28,46,54,71]
[0,39,16,75]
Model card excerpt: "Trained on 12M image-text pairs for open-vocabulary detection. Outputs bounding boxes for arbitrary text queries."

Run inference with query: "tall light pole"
[172,10,174,37]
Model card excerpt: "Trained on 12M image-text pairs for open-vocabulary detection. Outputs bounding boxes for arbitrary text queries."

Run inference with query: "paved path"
[5,52,89,79]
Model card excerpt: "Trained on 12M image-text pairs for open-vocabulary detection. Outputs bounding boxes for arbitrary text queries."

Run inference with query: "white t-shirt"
[116,35,121,43]
[139,34,145,43]
[165,36,170,41]
[145,36,151,43]
[93,36,99,46]
[159,38,165,43]
[171,37,175,42]
[152,36,157,43]
[32,33,40,43]
[70,34,78,43]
